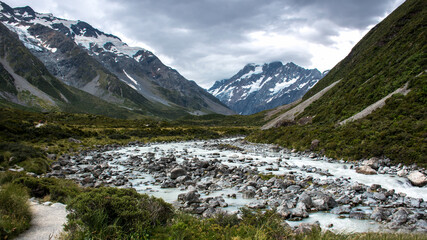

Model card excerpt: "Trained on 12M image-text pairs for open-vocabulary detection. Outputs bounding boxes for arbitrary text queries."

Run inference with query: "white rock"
[407,171,427,187]
[355,165,377,175]
[397,169,407,177]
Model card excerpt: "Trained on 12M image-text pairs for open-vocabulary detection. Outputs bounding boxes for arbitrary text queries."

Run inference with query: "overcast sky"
[5,0,404,88]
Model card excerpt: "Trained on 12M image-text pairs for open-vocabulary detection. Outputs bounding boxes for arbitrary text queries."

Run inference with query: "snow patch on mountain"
[123,70,138,85]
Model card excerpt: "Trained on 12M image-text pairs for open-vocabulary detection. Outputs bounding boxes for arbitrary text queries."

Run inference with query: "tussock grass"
[0,183,31,239]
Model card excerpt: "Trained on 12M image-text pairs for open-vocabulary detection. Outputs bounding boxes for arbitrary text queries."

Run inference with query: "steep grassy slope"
[249,0,426,166]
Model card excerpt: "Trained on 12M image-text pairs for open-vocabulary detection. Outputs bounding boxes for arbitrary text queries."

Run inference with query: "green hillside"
[249,0,427,166]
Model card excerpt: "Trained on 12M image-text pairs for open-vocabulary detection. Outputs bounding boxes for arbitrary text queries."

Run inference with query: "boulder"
[298,192,313,209]
[370,207,390,222]
[397,169,408,177]
[242,189,256,199]
[330,205,351,215]
[355,165,377,175]
[276,205,291,219]
[51,162,61,170]
[178,190,200,204]
[246,200,266,209]
[349,210,368,220]
[310,139,320,150]
[390,207,409,225]
[407,171,427,187]
[294,222,320,235]
[68,137,82,144]
[415,219,427,230]
[373,192,387,201]
[291,202,308,218]
[47,154,57,160]
[363,157,380,170]
[312,193,337,211]
[170,167,187,180]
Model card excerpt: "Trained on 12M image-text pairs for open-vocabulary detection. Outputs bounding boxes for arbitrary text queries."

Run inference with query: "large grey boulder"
[177,190,200,204]
[298,192,313,209]
[330,205,351,215]
[291,202,309,218]
[391,207,410,225]
[370,207,390,221]
[170,167,187,180]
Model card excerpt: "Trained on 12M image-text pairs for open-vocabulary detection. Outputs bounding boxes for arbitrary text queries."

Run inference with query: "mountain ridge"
[209,61,325,115]
[0,1,234,116]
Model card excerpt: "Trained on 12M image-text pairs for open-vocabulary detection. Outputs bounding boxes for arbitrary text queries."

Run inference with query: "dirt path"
[262,80,341,129]
[339,82,410,125]
[16,199,67,240]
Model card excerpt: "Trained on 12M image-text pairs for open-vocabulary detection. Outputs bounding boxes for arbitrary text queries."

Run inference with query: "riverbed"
[56,138,427,233]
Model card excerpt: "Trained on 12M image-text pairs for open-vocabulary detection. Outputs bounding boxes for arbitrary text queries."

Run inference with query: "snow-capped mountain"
[209,62,326,115]
[0,2,233,116]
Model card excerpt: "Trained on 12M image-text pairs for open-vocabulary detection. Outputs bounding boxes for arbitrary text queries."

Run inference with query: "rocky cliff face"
[209,62,325,115]
[0,1,234,116]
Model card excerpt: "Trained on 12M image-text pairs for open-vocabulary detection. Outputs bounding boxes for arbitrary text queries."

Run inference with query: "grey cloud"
[5,0,404,87]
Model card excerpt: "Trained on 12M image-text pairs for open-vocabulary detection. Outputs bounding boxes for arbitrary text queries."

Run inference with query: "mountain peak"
[0,1,234,116]
[209,61,325,115]
[14,6,36,17]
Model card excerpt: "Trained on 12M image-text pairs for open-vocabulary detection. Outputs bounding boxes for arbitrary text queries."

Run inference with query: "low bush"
[0,183,31,239]
[65,187,174,239]
[12,176,81,203]
[0,142,50,174]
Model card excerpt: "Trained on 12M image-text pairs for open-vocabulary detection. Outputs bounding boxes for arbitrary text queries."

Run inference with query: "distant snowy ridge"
[209,62,327,115]
[0,5,148,60]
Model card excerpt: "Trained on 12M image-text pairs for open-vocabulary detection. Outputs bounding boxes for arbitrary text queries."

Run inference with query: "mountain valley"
[0,0,426,239]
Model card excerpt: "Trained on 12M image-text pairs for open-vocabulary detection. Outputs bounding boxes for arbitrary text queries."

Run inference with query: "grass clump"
[0,183,31,239]
[64,187,174,240]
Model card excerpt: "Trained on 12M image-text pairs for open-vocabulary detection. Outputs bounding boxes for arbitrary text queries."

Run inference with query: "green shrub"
[65,187,174,239]
[12,176,81,203]
[0,183,31,239]
[0,143,50,174]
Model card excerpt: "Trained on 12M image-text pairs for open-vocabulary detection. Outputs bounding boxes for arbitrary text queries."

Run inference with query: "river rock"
[363,157,380,170]
[397,169,408,177]
[373,192,387,201]
[294,222,320,235]
[349,210,368,220]
[407,171,427,187]
[178,190,201,204]
[242,189,256,199]
[390,207,410,225]
[370,207,390,221]
[51,162,61,170]
[68,137,82,144]
[276,205,291,219]
[298,192,313,209]
[310,139,320,150]
[330,205,351,215]
[415,219,427,231]
[170,167,187,180]
[311,193,337,211]
[291,202,309,218]
[246,200,266,209]
[355,165,377,175]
